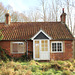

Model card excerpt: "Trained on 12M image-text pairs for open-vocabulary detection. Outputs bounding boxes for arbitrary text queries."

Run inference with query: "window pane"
[41,41,44,44]
[57,43,62,51]
[52,43,54,48]
[45,40,47,43]
[35,41,39,44]
[45,44,48,47]
[52,43,56,51]
[42,45,44,48]
[42,48,44,51]
[18,43,24,53]
[35,41,39,58]
[57,43,59,51]
[12,43,18,52]
[45,48,48,51]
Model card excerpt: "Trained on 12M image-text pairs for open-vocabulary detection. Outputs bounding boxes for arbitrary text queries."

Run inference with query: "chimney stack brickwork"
[5,11,11,25]
[60,8,66,24]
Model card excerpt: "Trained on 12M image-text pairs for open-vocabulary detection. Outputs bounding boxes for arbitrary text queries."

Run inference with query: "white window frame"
[51,41,63,53]
[11,42,25,54]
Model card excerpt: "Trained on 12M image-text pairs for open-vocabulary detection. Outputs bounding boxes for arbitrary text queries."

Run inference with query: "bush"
[57,60,64,65]
[62,71,71,75]
[12,52,27,62]
[0,47,9,61]
[31,65,38,72]
[50,63,63,70]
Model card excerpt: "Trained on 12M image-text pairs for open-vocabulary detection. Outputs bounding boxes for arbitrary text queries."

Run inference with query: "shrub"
[50,63,63,70]
[25,70,32,75]
[0,47,9,61]
[64,61,72,68]
[57,60,64,65]
[12,52,27,62]
[62,71,71,75]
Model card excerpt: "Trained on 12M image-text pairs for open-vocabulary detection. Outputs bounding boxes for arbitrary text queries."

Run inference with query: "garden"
[0,47,75,75]
[0,59,75,75]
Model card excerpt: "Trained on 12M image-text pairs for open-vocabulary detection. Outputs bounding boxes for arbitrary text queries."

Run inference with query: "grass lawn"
[0,59,75,75]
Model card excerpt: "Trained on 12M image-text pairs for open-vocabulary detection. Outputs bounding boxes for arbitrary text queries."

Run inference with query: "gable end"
[34,32,49,39]
[31,30,52,40]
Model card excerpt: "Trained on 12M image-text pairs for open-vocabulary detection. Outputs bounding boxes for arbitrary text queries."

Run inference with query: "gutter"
[25,40,28,59]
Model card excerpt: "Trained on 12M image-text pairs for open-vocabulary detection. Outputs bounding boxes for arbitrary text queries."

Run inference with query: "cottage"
[0,9,74,60]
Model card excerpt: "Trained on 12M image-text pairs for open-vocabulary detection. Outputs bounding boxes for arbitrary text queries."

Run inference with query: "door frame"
[33,39,50,60]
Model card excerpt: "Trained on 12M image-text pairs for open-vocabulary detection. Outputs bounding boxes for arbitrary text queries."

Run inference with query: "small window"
[51,41,63,53]
[11,42,25,53]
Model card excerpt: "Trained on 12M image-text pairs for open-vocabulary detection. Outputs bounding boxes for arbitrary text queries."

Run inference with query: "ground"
[0,59,75,75]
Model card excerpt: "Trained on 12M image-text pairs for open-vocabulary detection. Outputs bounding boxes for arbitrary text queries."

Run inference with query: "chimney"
[60,8,66,24]
[5,10,11,25]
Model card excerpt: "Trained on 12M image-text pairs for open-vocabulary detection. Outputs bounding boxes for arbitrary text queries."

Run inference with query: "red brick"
[50,41,73,60]
[0,40,73,60]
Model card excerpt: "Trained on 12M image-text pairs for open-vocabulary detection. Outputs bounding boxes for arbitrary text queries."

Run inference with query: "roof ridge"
[11,21,61,23]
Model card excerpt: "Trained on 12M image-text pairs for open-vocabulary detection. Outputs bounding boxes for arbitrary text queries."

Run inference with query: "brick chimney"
[5,10,11,25]
[60,8,66,24]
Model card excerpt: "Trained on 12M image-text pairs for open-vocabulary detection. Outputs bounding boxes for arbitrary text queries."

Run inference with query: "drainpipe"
[25,40,28,59]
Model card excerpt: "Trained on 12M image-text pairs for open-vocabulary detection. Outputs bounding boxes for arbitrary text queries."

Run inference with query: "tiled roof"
[0,22,73,40]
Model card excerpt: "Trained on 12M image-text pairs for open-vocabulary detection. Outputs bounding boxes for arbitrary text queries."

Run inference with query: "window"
[41,40,48,51]
[11,42,25,53]
[51,41,63,52]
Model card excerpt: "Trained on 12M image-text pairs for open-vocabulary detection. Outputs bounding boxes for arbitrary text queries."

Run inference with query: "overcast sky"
[0,0,41,12]
[0,0,75,28]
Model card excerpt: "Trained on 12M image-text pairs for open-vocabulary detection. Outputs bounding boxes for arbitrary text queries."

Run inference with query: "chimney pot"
[63,8,64,13]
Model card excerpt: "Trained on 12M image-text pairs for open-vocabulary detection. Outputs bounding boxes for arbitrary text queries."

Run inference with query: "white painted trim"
[11,42,24,44]
[51,41,63,53]
[31,30,52,40]
[48,40,50,60]
[33,39,50,60]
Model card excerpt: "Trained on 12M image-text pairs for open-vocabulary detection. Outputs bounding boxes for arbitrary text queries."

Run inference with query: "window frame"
[11,42,25,54]
[51,41,63,53]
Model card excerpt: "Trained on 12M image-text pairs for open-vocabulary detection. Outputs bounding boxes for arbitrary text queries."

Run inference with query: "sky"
[0,0,75,27]
[0,0,40,12]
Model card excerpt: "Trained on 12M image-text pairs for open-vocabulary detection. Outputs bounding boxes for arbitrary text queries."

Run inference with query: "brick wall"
[73,39,75,58]
[0,40,73,60]
[28,40,33,59]
[50,41,73,60]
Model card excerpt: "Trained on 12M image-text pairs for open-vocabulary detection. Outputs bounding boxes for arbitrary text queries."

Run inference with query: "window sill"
[51,51,63,53]
[11,52,25,54]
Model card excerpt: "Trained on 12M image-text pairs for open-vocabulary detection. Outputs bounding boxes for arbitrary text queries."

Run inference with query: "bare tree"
[40,0,48,22]
[11,11,19,22]
[27,8,41,22]
[0,2,7,22]
[18,12,28,22]
[64,0,75,33]
[73,17,75,36]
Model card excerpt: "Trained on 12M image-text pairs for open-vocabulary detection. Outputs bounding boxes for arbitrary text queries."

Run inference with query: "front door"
[33,40,50,60]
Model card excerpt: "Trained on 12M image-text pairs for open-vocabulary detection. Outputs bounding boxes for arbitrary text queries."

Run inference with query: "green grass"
[0,59,75,75]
